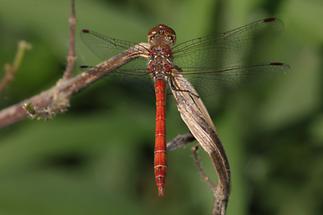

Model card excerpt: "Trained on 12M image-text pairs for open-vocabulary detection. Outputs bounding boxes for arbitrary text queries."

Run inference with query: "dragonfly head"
[148,24,176,46]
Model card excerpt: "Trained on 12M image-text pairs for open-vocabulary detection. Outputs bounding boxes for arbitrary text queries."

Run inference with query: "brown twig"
[0,0,147,128]
[0,41,31,93]
[63,0,76,79]
[0,48,144,128]
[166,132,195,151]
[167,131,230,215]
[191,145,216,189]
[192,145,227,215]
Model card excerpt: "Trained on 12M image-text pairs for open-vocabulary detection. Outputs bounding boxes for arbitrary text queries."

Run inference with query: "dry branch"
[63,0,77,79]
[0,0,144,127]
[192,145,216,189]
[166,132,195,151]
[0,48,144,127]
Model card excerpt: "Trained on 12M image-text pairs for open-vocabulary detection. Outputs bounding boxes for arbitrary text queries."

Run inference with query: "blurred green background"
[0,0,322,214]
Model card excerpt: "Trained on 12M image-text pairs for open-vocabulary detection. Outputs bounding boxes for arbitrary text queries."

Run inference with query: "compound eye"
[148,31,157,40]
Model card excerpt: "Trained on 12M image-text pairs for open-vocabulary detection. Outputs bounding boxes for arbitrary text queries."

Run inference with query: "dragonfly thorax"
[148,45,174,80]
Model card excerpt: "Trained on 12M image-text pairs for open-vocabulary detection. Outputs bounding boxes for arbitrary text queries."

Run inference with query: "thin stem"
[0,41,31,92]
[166,132,195,151]
[63,0,76,79]
[192,145,216,189]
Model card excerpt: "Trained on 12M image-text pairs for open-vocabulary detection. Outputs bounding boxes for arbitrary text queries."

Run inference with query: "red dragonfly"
[81,17,288,196]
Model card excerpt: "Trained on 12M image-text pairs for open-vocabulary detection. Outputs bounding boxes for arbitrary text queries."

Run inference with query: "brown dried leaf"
[170,68,231,215]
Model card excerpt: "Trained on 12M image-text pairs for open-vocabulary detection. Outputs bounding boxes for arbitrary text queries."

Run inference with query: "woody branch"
[0,0,141,127]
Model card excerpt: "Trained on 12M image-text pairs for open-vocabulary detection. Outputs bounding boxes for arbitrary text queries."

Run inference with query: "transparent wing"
[80,28,151,80]
[178,62,288,81]
[170,62,290,97]
[80,57,157,101]
[173,17,283,69]
[80,29,144,60]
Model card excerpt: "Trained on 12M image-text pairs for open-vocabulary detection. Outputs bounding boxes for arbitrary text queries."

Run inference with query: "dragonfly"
[80,17,289,197]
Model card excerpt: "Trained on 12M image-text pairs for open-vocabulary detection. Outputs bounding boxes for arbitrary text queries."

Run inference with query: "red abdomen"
[154,79,167,196]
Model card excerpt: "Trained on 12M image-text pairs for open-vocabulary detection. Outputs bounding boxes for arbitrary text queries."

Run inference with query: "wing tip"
[269,62,291,71]
[81,29,90,33]
[270,62,283,66]
[263,17,276,23]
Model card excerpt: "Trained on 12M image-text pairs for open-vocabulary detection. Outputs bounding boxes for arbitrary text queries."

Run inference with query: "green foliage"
[0,0,322,214]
